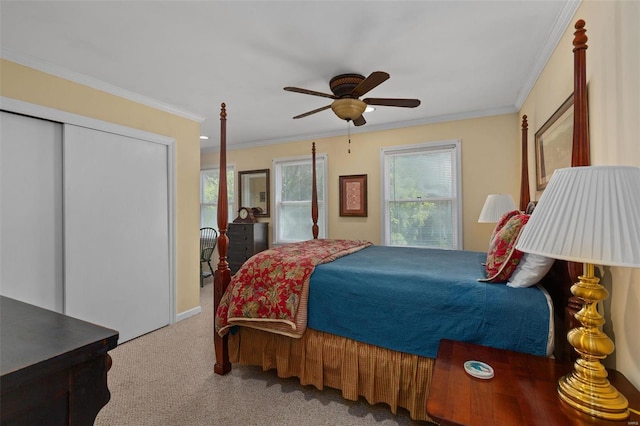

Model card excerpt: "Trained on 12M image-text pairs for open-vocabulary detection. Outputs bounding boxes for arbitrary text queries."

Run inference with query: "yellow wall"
[0,59,202,315]
[202,113,520,252]
[520,0,639,388]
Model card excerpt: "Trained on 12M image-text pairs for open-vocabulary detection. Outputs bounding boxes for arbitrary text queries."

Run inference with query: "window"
[200,166,235,229]
[273,154,327,244]
[381,140,462,249]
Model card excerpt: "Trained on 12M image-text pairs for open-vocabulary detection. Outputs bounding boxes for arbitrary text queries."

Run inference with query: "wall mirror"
[238,169,270,217]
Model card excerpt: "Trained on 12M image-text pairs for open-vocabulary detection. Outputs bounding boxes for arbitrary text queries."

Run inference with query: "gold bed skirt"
[229,327,435,422]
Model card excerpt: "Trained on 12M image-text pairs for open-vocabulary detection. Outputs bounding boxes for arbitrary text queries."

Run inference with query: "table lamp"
[477,194,517,223]
[516,165,640,420]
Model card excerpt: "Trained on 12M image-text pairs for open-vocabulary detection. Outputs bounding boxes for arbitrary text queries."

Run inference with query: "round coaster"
[464,360,494,379]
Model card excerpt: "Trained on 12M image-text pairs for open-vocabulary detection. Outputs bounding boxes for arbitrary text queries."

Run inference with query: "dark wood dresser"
[1,296,119,425]
[228,222,268,274]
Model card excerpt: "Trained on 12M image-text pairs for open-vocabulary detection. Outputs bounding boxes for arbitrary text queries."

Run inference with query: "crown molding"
[514,0,582,109]
[1,49,205,123]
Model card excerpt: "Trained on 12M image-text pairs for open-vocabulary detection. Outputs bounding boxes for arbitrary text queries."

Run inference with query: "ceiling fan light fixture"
[331,98,367,121]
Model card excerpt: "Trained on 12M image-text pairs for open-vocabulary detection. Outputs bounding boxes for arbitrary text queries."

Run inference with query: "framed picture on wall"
[535,94,576,190]
[339,174,367,217]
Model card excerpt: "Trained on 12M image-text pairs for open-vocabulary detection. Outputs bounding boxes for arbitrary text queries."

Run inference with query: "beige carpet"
[95,278,430,426]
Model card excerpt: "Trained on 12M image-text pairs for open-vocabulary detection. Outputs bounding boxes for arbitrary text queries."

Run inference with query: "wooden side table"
[427,339,640,426]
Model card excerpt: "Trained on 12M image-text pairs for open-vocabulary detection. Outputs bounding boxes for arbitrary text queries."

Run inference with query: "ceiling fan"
[284,71,421,126]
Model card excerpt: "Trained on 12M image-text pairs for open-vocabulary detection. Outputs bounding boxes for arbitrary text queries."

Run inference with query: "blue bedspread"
[308,246,551,359]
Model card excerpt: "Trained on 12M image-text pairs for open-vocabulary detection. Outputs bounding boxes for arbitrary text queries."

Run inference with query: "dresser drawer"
[228,225,256,244]
[228,246,253,260]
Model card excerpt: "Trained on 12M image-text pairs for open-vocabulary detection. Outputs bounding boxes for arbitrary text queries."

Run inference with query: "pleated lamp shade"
[516,166,640,268]
[477,194,517,223]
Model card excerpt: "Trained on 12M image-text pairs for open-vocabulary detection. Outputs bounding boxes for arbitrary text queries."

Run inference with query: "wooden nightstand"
[427,339,640,426]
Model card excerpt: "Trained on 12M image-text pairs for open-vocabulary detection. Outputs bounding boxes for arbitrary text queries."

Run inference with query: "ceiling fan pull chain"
[347,120,351,154]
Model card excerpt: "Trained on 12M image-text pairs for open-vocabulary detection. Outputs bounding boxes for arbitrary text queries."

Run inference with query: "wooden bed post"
[566,20,590,350]
[571,20,590,167]
[311,142,319,239]
[214,103,231,375]
[519,115,530,212]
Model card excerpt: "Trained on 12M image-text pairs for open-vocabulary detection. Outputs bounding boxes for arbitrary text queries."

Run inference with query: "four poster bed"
[211,20,590,422]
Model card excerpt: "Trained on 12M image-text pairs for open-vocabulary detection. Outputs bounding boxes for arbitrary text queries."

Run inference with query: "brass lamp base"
[558,263,629,420]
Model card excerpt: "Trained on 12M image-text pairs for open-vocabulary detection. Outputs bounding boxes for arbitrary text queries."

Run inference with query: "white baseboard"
[176,305,202,322]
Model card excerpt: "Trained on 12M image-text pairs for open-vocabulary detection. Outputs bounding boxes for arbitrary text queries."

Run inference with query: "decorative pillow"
[489,210,520,243]
[507,253,555,288]
[479,213,530,283]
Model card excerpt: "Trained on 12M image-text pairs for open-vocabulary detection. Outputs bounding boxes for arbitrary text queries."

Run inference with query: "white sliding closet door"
[64,124,170,342]
[0,111,64,312]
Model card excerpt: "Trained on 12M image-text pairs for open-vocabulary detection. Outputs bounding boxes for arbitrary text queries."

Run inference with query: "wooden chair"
[200,227,218,287]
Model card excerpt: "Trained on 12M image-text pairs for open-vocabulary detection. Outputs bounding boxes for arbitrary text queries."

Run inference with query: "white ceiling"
[0,1,579,151]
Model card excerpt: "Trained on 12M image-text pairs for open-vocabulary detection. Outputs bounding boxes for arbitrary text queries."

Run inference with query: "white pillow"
[507,253,555,288]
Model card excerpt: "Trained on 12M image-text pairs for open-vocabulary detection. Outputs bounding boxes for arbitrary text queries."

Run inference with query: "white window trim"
[273,153,328,245]
[380,139,462,249]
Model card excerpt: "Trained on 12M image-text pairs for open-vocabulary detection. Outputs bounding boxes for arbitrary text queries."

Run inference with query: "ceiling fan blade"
[353,115,366,126]
[363,98,421,108]
[284,86,337,99]
[293,104,331,119]
[351,71,390,97]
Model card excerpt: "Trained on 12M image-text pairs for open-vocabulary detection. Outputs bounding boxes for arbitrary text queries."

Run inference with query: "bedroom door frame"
[0,96,177,326]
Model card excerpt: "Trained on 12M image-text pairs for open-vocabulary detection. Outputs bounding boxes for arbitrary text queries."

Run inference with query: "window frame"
[273,153,328,245]
[380,139,462,249]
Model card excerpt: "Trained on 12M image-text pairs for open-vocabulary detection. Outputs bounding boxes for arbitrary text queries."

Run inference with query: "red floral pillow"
[489,210,520,243]
[480,213,530,283]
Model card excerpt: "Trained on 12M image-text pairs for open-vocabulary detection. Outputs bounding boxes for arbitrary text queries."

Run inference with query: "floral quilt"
[215,239,372,338]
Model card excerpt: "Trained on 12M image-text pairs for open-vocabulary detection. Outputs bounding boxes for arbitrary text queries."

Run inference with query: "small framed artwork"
[339,174,367,217]
[535,94,576,190]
